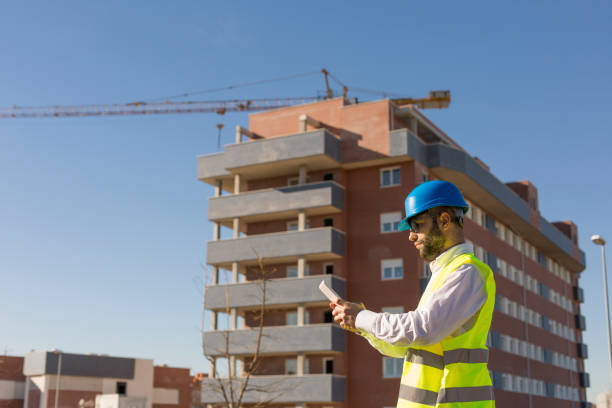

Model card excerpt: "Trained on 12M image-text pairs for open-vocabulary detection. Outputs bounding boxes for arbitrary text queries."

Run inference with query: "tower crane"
[0,70,450,119]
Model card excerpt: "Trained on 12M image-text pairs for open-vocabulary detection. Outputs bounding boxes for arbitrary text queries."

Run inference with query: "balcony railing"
[208,181,344,224]
[201,374,345,404]
[204,274,345,310]
[206,227,344,267]
[198,129,341,184]
[202,324,345,357]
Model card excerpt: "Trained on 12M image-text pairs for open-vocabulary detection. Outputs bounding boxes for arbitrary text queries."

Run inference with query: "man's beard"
[420,222,446,262]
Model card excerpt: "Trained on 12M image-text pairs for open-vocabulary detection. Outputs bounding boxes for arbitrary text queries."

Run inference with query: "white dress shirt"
[355,242,487,347]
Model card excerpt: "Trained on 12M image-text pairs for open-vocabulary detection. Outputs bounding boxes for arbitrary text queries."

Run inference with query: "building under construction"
[198,97,589,408]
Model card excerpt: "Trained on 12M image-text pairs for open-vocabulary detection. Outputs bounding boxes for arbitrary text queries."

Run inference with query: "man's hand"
[330,300,363,330]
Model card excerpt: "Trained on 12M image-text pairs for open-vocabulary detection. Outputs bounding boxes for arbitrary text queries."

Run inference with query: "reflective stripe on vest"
[396,253,496,408]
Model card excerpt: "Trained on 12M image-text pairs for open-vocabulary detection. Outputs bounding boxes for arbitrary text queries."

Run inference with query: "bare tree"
[201,255,293,408]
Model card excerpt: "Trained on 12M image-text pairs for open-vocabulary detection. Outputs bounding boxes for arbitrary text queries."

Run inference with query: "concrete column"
[297,257,306,278]
[229,356,236,377]
[213,222,221,241]
[299,114,320,133]
[297,304,305,326]
[211,266,219,285]
[297,353,305,376]
[299,116,307,133]
[24,378,30,408]
[236,125,257,143]
[230,308,237,330]
[40,374,48,408]
[233,174,241,194]
[214,180,223,197]
[235,126,242,144]
[211,311,218,330]
[233,218,240,239]
[298,165,307,185]
[298,210,306,231]
[232,262,238,284]
[209,358,216,379]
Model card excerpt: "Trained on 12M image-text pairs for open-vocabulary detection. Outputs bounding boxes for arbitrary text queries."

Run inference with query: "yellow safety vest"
[358,253,496,408]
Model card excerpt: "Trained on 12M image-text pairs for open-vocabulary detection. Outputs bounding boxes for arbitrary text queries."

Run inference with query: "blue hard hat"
[398,180,469,232]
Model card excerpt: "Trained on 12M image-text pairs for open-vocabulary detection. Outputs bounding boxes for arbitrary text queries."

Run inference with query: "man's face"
[408,211,447,262]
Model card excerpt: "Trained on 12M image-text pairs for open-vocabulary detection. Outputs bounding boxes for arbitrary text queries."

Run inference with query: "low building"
[0,355,26,408]
[0,352,202,408]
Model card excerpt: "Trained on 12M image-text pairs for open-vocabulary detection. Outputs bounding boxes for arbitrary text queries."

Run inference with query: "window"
[486,252,498,271]
[285,357,310,375]
[485,214,497,234]
[380,212,402,233]
[323,357,334,374]
[116,382,127,395]
[497,222,505,240]
[287,264,310,278]
[285,359,296,375]
[539,283,550,300]
[474,245,485,261]
[380,167,401,187]
[473,206,482,226]
[381,258,403,280]
[324,310,333,323]
[287,220,309,231]
[324,263,334,274]
[382,306,405,314]
[498,259,507,278]
[383,357,403,378]
[420,263,432,295]
[286,311,310,326]
[537,251,547,267]
[324,217,334,227]
[323,173,334,181]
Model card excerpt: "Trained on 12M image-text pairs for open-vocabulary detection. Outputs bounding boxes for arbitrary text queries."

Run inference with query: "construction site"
[194,84,590,408]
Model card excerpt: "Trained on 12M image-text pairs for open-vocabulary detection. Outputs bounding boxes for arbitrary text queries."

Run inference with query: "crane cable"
[137,71,322,103]
[324,70,405,98]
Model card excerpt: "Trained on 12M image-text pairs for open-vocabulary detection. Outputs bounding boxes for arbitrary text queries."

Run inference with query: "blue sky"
[1,0,611,403]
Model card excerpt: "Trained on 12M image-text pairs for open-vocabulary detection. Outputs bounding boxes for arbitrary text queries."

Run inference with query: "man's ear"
[438,211,452,231]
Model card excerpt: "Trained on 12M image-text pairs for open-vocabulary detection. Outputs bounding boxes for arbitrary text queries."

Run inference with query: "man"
[331,180,496,408]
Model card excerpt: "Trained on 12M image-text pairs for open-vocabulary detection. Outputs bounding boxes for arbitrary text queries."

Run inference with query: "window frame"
[322,357,334,374]
[380,166,401,188]
[287,219,310,231]
[286,264,310,278]
[380,212,402,234]
[381,258,404,281]
[382,357,403,378]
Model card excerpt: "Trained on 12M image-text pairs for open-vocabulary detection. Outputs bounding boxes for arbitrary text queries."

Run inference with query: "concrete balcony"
[204,274,346,310]
[208,181,344,225]
[197,129,341,185]
[197,152,232,184]
[201,374,345,404]
[206,227,344,267]
[202,324,345,357]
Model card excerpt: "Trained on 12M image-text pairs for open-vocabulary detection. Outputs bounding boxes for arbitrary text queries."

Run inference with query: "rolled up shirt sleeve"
[355,263,487,347]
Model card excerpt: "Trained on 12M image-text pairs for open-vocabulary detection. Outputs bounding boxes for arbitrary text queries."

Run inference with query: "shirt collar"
[429,242,473,275]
